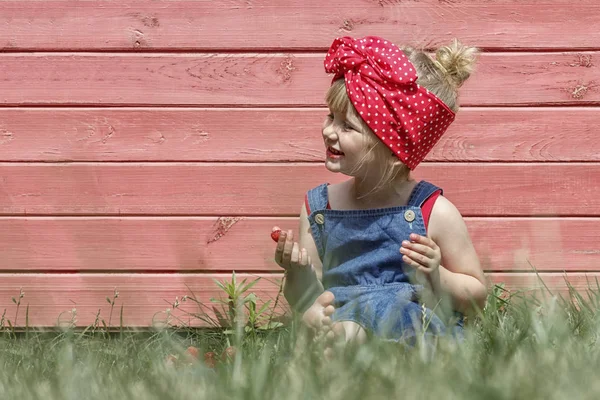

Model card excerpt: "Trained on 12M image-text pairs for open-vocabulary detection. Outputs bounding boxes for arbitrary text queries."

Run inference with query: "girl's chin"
[324,160,353,176]
[324,159,341,172]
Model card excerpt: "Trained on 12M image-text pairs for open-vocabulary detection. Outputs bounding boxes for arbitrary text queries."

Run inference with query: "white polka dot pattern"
[324,36,456,170]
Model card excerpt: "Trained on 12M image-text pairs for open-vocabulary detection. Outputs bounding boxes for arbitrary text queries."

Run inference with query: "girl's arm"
[429,196,488,313]
[402,196,488,315]
[280,202,324,312]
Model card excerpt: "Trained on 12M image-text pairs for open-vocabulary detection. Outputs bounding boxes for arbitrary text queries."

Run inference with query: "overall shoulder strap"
[305,183,329,214]
[407,180,443,208]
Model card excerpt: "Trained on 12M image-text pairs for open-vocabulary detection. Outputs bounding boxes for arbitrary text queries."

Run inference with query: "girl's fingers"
[409,233,438,250]
[401,241,434,258]
[401,249,430,268]
[290,242,300,264]
[299,248,308,267]
[275,230,288,265]
[282,230,294,266]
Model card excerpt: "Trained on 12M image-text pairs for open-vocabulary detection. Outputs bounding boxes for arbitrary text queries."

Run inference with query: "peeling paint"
[276,56,296,83]
[101,123,116,144]
[73,118,116,143]
[0,128,14,145]
[570,250,600,255]
[149,130,166,144]
[370,0,408,7]
[187,126,210,145]
[129,27,146,48]
[339,19,354,32]
[207,217,242,244]
[568,54,593,68]
[571,83,590,99]
[141,16,160,28]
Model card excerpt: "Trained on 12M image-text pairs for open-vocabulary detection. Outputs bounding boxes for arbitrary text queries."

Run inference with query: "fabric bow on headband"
[324,36,455,170]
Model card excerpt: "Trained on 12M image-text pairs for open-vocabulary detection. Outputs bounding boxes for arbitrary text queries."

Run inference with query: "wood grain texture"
[0,217,598,273]
[1,1,598,51]
[0,273,285,328]
[0,272,597,327]
[1,53,599,106]
[1,108,599,162]
[1,163,598,216]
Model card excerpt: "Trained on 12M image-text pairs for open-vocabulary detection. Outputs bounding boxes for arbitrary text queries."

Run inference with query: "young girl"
[273,35,487,350]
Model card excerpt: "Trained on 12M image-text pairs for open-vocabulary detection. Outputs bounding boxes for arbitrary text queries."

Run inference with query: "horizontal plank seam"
[2,213,600,218]
[1,213,599,218]
[485,270,600,274]
[1,106,599,111]
[0,271,595,275]
[2,160,600,164]
[1,103,600,109]
[0,269,284,275]
[1,216,599,221]
[2,161,598,166]
[2,49,600,55]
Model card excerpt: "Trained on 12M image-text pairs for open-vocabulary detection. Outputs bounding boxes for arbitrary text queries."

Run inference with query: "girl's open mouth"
[327,147,345,158]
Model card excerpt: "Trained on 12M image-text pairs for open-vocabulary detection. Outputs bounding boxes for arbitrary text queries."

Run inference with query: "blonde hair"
[325,38,478,197]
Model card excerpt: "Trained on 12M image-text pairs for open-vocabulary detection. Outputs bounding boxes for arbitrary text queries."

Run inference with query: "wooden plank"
[1,163,598,216]
[1,108,599,162]
[0,217,599,273]
[1,1,598,51]
[1,53,599,106]
[489,273,600,301]
[0,272,597,327]
[0,273,285,328]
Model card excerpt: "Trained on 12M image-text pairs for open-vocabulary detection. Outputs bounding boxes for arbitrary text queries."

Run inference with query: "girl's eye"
[343,123,354,131]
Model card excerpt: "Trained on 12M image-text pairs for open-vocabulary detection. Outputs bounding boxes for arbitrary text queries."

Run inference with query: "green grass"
[2,280,600,399]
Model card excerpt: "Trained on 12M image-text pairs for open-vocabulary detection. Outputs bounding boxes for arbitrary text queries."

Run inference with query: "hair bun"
[435,39,479,88]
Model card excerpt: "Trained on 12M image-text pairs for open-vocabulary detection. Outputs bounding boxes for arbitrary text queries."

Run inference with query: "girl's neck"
[350,174,416,208]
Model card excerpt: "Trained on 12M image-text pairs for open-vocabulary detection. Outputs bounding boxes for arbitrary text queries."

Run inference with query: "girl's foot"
[322,320,368,359]
[302,291,336,338]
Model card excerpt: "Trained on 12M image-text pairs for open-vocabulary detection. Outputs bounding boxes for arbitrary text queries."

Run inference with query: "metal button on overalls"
[315,213,325,225]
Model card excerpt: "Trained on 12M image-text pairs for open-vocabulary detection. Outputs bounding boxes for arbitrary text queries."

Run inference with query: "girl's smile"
[326,147,345,159]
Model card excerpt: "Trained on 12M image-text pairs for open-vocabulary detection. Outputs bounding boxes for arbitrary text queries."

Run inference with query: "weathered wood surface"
[0,217,598,273]
[0,272,597,327]
[1,53,598,106]
[1,108,599,162]
[1,163,598,216]
[1,1,598,51]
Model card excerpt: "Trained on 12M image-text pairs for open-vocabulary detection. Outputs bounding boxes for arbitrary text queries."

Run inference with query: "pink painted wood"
[1,1,598,51]
[0,273,597,327]
[0,217,598,273]
[0,53,599,106]
[0,108,599,162]
[0,163,598,216]
[1,1,598,328]
[0,273,286,328]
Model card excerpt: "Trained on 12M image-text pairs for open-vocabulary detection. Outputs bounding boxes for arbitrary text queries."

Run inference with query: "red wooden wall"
[1,0,599,328]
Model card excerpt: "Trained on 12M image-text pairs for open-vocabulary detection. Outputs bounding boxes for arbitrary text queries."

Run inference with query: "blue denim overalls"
[306,180,463,343]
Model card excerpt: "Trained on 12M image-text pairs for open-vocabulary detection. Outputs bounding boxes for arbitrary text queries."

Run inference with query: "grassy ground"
[2,280,600,399]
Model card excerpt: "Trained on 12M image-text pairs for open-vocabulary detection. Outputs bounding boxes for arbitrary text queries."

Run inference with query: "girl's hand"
[273,226,312,273]
[400,233,442,278]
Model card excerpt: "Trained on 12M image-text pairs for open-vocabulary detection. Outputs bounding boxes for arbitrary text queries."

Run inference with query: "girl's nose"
[322,124,339,141]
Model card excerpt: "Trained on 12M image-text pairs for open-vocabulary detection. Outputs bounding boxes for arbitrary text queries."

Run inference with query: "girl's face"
[321,107,382,177]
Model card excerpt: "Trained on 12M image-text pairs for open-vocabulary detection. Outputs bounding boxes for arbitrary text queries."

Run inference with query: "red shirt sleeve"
[421,189,441,230]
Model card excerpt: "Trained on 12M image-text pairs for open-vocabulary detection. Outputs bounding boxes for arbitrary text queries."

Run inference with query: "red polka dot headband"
[324,36,456,170]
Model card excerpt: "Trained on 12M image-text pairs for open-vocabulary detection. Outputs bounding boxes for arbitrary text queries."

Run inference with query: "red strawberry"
[204,351,217,368]
[221,346,237,362]
[271,229,281,242]
[186,346,200,360]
